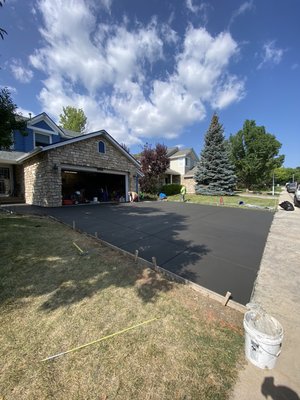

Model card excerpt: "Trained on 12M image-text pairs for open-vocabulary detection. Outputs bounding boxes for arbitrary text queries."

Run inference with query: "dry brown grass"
[0,213,244,400]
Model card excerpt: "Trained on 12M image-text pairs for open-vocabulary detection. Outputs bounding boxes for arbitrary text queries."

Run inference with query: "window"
[35,133,51,147]
[98,140,106,153]
[185,157,189,167]
[0,167,11,195]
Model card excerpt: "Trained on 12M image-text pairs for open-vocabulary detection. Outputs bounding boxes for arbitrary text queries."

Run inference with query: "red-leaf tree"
[139,143,169,193]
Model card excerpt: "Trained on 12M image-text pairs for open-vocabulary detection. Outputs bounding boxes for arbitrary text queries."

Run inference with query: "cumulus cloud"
[257,40,284,69]
[29,0,245,146]
[17,107,35,118]
[10,59,33,83]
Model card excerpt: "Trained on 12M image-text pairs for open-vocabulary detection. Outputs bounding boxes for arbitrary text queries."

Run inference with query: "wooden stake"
[223,291,231,306]
[72,220,75,230]
[152,256,157,268]
[134,250,139,262]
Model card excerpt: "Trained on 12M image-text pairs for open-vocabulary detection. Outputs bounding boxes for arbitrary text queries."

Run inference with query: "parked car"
[294,185,300,207]
[286,182,298,193]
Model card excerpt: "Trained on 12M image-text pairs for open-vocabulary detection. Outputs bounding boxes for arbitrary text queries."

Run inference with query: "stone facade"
[182,176,196,193]
[23,135,140,207]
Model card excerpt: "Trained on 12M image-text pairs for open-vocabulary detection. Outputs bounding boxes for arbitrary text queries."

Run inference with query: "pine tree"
[194,114,236,195]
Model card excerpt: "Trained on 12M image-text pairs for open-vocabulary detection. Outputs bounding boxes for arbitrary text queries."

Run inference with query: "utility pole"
[272,172,275,196]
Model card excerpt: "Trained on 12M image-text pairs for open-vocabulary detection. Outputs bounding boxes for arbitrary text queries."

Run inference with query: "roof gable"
[169,148,199,160]
[27,113,66,137]
[18,130,140,168]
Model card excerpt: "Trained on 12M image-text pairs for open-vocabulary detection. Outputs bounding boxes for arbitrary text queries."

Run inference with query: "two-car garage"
[61,166,128,203]
[21,130,141,207]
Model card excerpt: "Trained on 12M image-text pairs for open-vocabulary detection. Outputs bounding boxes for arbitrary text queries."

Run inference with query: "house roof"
[184,166,196,177]
[61,128,82,138]
[169,148,197,159]
[166,147,179,157]
[166,168,181,175]
[27,112,68,138]
[0,151,30,164]
[17,130,141,168]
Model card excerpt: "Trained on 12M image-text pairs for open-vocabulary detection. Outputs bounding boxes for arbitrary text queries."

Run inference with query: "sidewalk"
[231,190,300,399]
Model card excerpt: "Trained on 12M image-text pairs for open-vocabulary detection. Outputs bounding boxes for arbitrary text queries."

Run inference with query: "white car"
[294,185,300,207]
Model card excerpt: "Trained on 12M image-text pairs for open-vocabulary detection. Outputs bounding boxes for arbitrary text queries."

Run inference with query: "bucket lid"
[245,304,283,338]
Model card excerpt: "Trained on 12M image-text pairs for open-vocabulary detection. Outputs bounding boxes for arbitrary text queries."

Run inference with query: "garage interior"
[61,170,126,204]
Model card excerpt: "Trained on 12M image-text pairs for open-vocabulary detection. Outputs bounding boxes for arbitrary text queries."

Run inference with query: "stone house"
[0,113,141,207]
[164,147,199,193]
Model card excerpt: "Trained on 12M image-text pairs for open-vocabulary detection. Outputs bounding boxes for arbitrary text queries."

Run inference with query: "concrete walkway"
[231,190,300,399]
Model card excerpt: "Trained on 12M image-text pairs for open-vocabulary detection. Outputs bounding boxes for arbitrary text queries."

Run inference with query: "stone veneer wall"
[23,136,140,207]
[182,176,196,193]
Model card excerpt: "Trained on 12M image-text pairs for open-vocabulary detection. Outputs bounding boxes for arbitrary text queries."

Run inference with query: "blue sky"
[1,0,299,167]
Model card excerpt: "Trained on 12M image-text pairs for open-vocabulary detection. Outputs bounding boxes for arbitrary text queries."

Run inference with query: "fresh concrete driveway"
[9,201,273,305]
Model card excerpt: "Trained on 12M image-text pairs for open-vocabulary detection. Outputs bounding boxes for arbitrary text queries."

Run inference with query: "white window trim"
[33,131,52,148]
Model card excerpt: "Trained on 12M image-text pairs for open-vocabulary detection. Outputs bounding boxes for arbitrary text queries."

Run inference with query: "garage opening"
[62,170,127,204]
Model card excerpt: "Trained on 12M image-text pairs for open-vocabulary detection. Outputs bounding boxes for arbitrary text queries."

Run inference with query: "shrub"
[160,184,182,196]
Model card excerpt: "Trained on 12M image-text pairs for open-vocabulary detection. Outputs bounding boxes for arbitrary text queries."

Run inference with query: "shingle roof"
[184,166,196,177]
[169,148,194,158]
[166,168,181,175]
[61,128,82,138]
[0,151,29,163]
[166,147,179,157]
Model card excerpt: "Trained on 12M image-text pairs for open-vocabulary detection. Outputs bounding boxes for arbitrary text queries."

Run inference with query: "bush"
[160,184,182,196]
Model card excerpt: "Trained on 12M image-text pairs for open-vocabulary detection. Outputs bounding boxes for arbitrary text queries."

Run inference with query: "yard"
[167,193,278,209]
[0,213,244,400]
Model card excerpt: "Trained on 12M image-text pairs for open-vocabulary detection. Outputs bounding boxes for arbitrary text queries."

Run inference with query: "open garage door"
[61,167,127,204]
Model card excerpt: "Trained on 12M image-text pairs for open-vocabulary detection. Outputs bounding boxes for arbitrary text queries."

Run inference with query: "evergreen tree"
[194,114,236,195]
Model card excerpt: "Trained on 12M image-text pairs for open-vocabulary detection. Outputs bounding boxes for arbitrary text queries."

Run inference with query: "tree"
[0,0,7,40]
[228,120,284,189]
[274,167,300,185]
[194,114,236,195]
[0,87,27,149]
[59,106,87,133]
[139,143,169,193]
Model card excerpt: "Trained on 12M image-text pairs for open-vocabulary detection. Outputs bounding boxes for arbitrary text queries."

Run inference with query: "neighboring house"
[0,113,142,207]
[164,147,199,193]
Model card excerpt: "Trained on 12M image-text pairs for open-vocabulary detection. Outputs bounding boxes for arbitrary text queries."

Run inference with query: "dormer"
[13,113,68,152]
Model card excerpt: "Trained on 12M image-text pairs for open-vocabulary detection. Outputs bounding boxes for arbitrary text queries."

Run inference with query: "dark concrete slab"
[3,201,274,305]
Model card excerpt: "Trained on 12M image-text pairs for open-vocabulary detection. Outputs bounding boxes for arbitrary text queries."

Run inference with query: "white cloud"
[185,1,210,25]
[257,40,284,69]
[17,107,35,118]
[212,76,246,109]
[229,1,254,28]
[10,59,33,83]
[176,28,240,100]
[29,0,245,146]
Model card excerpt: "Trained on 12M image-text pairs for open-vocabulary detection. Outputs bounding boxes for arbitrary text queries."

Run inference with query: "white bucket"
[244,310,283,369]
[93,197,98,202]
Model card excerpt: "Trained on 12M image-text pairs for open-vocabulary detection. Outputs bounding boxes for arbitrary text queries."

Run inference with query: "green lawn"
[0,213,244,400]
[167,193,278,209]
